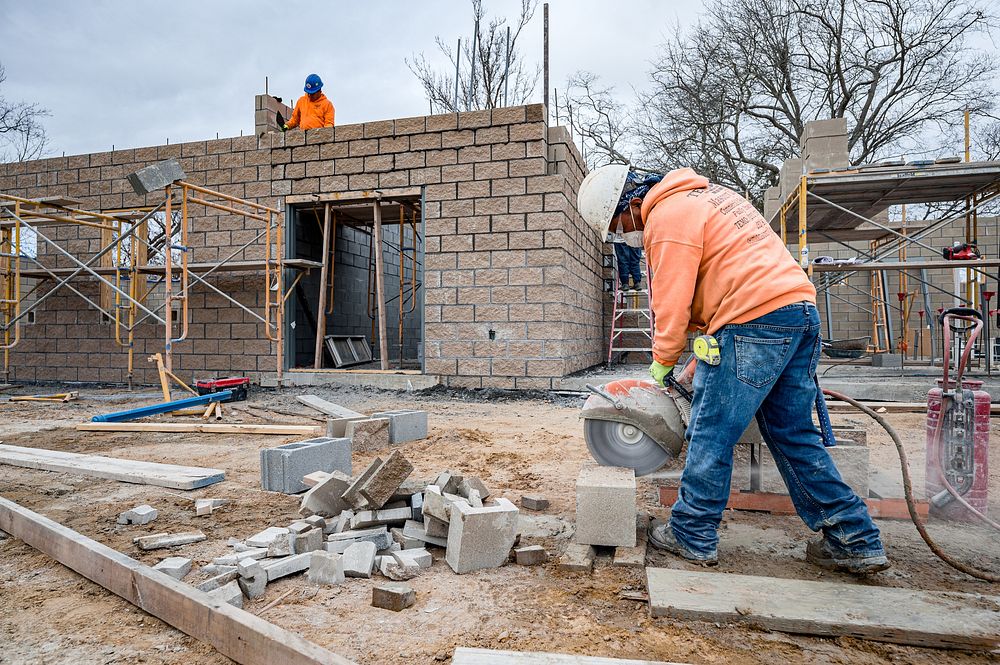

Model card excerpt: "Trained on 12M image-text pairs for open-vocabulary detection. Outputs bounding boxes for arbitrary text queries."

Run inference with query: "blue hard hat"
[304,74,323,94]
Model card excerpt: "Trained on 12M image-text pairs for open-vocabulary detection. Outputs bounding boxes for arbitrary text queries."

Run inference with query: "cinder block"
[260,437,352,494]
[117,504,158,525]
[520,494,548,511]
[514,545,547,566]
[299,470,352,517]
[350,507,413,529]
[208,580,243,608]
[445,498,519,574]
[262,552,311,582]
[326,526,393,552]
[126,158,186,195]
[558,543,596,572]
[152,556,191,580]
[359,451,414,509]
[245,526,289,549]
[236,559,266,599]
[372,583,416,611]
[307,551,346,585]
[343,541,377,578]
[346,418,391,453]
[342,457,382,509]
[292,527,324,554]
[757,444,869,498]
[392,548,432,569]
[371,410,428,444]
[575,466,636,547]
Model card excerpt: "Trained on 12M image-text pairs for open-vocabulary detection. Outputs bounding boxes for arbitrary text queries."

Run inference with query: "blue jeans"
[669,302,884,558]
[614,243,643,287]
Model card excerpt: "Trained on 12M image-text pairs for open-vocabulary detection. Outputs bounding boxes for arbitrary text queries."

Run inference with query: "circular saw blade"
[583,418,672,476]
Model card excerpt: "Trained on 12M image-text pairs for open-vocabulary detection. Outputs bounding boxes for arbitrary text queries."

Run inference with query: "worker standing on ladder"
[283,74,335,131]
[610,173,650,292]
[578,166,889,574]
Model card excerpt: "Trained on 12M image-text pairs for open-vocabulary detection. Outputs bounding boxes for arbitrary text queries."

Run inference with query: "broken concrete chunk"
[267,533,293,557]
[372,583,416,611]
[559,543,596,573]
[152,556,192,580]
[212,548,267,566]
[359,451,414,509]
[424,515,449,539]
[520,494,549,511]
[341,458,383,510]
[351,507,413,530]
[445,498,519,574]
[326,509,353,535]
[246,526,290,549]
[126,158,186,195]
[434,471,464,495]
[459,477,491,500]
[403,519,447,548]
[390,479,429,502]
[327,526,392,551]
[208,580,243,608]
[133,531,205,551]
[195,498,228,516]
[117,504,158,525]
[343,541,377,578]
[467,489,483,508]
[292,528,324,554]
[379,556,419,581]
[288,520,312,534]
[307,551,345,585]
[236,559,267,600]
[514,545,548,566]
[304,515,326,530]
[197,569,239,592]
[199,564,237,577]
[262,552,311,582]
[392,548,432,569]
[299,470,352,518]
[423,486,470,523]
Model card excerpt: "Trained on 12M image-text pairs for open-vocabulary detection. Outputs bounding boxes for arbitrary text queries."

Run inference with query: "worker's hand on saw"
[649,360,673,387]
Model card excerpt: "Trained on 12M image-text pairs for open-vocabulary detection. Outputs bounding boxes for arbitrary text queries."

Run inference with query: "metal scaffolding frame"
[0,184,316,385]
[774,160,1000,366]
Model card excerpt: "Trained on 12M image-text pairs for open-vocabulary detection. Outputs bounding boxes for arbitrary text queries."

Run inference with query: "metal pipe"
[326,212,337,315]
[187,196,269,223]
[543,3,549,123]
[172,186,190,344]
[314,203,332,369]
[176,180,278,214]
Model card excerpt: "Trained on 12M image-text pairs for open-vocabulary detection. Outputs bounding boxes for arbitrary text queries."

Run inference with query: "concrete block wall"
[0,104,603,387]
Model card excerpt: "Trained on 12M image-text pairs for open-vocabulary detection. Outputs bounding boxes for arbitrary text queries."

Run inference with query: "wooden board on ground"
[0,444,224,490]
[645,567,999,650]
[0,496,355,665]
[76,422,322,435]
[295,395,365,420]
[657,487,928,520]
[453,648,689,664]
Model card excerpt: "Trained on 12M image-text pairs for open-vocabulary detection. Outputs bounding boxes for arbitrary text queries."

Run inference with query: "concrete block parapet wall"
[0,104,602,387]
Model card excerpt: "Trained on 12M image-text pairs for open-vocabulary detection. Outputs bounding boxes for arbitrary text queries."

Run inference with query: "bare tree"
[0,63,49,162]
[561,72,635,168]
[571,0,995,204]
[407,0,540,113]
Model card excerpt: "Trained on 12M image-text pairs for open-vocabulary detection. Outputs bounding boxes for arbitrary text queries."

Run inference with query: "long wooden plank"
[0,444,224,490]
[295,395,365,419]
[76,422,322,435]
[656,487,929,520]
[646,568,999,650]
[453,649,689,664]
[0,496,354,665]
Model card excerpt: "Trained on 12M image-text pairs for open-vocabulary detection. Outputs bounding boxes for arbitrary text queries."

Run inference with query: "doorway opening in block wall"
[285,194,424,372]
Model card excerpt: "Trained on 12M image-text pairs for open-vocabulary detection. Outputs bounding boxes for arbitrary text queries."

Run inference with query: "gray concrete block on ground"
[343,541,377,578]
[446,498,519,574]
[758,444,869,497]
[292,527,324,554]
[520,494,549,511]
[262,552,311,582]
[403,518,447,548]
[558,543,596,572]
[305,515,327,530]
[197,570,238,592]
[434,470,464,495]
[459,477,490,500]
[371,409,428,444]
[260,437,352,494]
[359,451,414,509]
[575,465,636,547]
[346,418,391,453]
[299,470,352,517]
[514,545,547,566]
[379,556,420,580]
[871,353,903,368]
[424,515,449,538]
[133,531,205,551]
[410,491,423,521]
[372,583,416,611]
[351,507,413,529]
[117,504,157,525]
[126,158,186,195]
[327,526,392,551]
[152,556,191,580]
[208,580,243,609]
[392,548,432,569]
[236,559,266,599]
[307,551,346,585]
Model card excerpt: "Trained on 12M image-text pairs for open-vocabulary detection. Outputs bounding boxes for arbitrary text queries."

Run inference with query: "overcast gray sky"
[0,1,703,158]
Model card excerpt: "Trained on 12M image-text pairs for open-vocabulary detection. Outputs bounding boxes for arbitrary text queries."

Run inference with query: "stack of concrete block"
[779,158,804,202]
[371,409,429,444]
[763,186,783,225]
[254,94,293,137]
[260,437,352,494]
[800,118,850,173]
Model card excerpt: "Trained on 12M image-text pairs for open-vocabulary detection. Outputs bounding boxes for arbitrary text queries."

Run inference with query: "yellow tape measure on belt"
[693,334,720,366]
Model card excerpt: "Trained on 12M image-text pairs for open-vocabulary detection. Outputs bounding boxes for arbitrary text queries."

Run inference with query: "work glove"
[649,360,673,387]
[281,124,289,132]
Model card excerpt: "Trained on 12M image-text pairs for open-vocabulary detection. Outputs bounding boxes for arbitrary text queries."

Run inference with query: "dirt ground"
[1,382,998,665]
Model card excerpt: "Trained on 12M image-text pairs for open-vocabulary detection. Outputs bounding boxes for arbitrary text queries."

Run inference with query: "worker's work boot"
[805,537,890,575]
[648,523,718,567]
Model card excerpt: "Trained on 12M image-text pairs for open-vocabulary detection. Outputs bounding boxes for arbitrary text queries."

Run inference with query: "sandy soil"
[1,384,998,665]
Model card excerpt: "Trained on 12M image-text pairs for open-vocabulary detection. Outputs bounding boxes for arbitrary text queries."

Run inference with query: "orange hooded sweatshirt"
[641,168,816,367]
[287,92,335,130]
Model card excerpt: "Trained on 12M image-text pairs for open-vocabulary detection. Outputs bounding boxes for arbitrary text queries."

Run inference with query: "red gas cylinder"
[926,379,991,520]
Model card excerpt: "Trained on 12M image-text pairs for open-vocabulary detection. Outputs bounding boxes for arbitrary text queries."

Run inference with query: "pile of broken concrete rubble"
[140,449,542,612]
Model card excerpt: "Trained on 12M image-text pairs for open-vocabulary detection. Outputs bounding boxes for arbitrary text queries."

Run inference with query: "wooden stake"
[313,203,332,369]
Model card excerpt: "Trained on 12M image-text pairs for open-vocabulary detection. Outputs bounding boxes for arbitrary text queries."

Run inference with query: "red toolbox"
[196,377,250,402]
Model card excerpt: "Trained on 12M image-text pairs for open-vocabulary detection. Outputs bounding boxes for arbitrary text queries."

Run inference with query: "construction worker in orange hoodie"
[578,166,889,575]
[283,74,335,131]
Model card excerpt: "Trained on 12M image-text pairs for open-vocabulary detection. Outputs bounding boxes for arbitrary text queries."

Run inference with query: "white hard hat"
[578,164,630,239]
